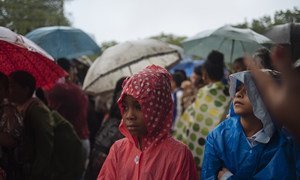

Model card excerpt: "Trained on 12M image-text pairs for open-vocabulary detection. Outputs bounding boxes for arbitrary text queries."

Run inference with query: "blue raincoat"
[202,71,300,179]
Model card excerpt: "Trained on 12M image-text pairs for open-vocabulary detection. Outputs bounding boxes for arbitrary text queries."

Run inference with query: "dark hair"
[172,72,185,88]
[253,48,274,70]
[0,72,9,91]
[10,71,36,97]
[233,57,247,72]
[204,50,225,81]
[233,57,245,66]
[174,69,187,81]
[109,77,128,118]
[57,58,71,71]
[193,65,202,76]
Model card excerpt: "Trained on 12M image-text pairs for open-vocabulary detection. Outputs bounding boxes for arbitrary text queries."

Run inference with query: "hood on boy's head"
[118,65,174,140]
[229,70,280,143]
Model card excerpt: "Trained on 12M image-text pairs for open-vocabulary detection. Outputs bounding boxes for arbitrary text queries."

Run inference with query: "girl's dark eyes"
[122,104,128,111]
[236,84,243,92]
[122,103,141,111]
[134,104,142,111]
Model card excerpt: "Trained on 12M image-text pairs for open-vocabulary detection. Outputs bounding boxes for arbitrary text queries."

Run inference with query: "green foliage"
[234,7,300,34]
[150,33,187,47]
[100,40,118,52]
[0,0,71,35]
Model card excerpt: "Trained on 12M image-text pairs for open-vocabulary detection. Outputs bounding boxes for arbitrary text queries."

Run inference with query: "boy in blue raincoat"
[202,70,300,179]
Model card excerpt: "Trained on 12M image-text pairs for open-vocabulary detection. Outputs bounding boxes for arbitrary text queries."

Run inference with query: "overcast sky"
[65,0,300,44]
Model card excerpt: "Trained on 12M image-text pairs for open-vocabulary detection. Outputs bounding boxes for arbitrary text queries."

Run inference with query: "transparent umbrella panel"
[182,25,272,63]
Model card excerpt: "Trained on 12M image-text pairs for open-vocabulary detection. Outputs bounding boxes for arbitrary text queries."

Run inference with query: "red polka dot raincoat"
[98,65,198,180]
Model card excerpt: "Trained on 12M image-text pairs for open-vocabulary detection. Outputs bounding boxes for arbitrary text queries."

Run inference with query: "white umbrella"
[83,39,182,95]
[182,25,273,63]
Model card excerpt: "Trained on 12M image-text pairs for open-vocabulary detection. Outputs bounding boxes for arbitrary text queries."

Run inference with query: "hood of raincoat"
[117,65,173,150]
[229,70,279,143]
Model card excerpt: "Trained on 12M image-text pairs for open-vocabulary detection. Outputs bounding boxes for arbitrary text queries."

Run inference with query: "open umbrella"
[83,39,182,95]
[0,26,67,88]
[169,58,204,77]
[182,25,272,63]
[26,26,101,60]
[265,23,300,62]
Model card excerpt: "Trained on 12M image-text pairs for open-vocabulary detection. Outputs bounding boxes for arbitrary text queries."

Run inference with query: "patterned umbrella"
[0,26,67,88]
[83,39,182,95]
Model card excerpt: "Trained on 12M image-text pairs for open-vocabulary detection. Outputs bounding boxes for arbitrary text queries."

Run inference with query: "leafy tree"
[150,33,187,47]
[274,8,300,25]
[0,0,71,35]
[234,7,300,34]
[100,40,118,52]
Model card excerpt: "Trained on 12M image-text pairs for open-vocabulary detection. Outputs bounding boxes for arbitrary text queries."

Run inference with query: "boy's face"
[233,84,253,116]
[122,95,147,138]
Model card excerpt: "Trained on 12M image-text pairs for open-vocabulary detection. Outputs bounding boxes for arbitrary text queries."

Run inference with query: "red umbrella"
[0,26,67,88]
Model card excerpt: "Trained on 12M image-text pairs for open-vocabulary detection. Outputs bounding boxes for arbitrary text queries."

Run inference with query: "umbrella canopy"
[265,23,300,61]
[182,25,272,63]
[0,26,67,88]
[169,58,204,77]
[83,39,182,95]
[26,26,101,60]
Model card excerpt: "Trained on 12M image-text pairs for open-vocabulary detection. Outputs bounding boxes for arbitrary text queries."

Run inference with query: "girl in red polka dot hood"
[98,65,198,180]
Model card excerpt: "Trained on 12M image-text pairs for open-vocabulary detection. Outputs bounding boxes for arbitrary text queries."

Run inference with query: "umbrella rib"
[84,50,181,91]
[240,41,246,52]
[230,39,235,63]
[217,38,227,50]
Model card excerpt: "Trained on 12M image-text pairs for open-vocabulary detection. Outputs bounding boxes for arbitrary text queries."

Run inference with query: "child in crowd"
[98,65,198,180]
[174,50,230,169]
[202,70,300,179]
[232,57,247,73]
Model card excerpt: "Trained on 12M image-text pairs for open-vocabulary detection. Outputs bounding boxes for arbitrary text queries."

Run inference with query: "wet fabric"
[173,81,230,168]
[202,71,300,179]
[229,70,275,141]
[202,116,300,179]
[98,65,198,180]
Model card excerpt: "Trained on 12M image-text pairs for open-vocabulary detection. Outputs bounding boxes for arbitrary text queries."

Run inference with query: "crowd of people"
[0,38,300,180]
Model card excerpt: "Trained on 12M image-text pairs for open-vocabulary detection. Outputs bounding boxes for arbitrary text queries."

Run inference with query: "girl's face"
[233,84,253,116]
[122,95,147,138]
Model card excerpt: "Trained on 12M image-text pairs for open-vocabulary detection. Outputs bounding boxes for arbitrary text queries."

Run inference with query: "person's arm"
[29,104,54,179]
[97,142,118,180]
[202,133,224,179]
[246,46,300,139]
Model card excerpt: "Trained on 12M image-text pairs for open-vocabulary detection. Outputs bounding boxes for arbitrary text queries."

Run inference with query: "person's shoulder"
[112,138,130,149]
[163,137,190,152]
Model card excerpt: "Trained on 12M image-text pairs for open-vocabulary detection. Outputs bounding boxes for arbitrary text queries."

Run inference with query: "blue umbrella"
[26,26,101,60]
[170,58,204,77]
